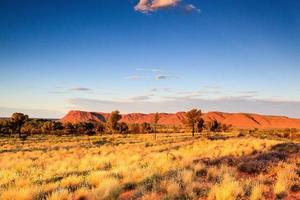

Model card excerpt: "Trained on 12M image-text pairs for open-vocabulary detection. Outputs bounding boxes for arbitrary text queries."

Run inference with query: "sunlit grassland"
[0,133,299,200]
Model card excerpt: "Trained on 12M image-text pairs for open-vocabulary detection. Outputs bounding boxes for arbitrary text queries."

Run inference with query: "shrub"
[117,122,129,134]
[271,143,300,154]
[206,120,222,132]
[122,182,137,191]
[238,161,268,174]
[129,123,140,134]
[140,122,153,134]
[140,174,162,192]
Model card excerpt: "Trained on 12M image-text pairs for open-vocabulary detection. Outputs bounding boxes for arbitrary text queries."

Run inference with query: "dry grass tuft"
[250,182,265,200]
[160,179,181,198]
[208,173,242,200]
[47,189,70,200]
[91,177,120,199]
[274,163,298,198]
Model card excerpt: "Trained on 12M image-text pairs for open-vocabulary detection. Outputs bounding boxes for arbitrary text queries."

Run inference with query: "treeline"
[0,109,232,138]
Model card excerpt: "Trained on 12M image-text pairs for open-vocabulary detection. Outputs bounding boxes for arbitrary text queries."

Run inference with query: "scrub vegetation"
[0,133,299,200]
[0,110,299,199]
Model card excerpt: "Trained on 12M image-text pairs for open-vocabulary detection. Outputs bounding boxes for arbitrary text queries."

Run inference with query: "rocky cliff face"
[61,110,300,129]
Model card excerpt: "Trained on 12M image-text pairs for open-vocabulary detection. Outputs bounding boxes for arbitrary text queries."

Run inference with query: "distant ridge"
[61,110,300,129]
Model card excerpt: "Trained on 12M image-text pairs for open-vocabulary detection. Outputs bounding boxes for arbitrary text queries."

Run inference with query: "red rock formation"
[60,110,106,124]
[61,110,300,129]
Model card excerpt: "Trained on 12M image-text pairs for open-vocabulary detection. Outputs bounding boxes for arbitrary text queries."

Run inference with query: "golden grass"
[250,182,265,200]
[208,173,241,200]
[0,133,298,200]
[273,163,298,197]
[160,179,181,198]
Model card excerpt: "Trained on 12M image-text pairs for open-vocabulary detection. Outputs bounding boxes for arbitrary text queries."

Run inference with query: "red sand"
[61,110,300,129]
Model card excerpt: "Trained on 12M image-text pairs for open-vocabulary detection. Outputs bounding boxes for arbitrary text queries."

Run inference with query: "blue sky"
[0,0,300,118]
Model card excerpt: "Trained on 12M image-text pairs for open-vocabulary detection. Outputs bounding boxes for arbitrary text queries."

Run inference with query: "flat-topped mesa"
[61,110,300,129]
[60,110,106,124]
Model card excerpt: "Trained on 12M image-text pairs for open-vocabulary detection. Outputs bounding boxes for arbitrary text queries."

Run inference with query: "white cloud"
[135,0,179,12]
[134,0,200,13]
[151,0,179,9]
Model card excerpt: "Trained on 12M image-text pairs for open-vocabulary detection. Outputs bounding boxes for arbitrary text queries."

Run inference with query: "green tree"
[52,121,63,131]
[152,112,160,139]
[0,120,13,136]
[221,124,232,132]
[64,123,75,134]
[207,120,222,132]
[117,122,129,134]
[0,121,3,134]
[11,113,29,137]
[94,122,105,134]
[197,118,205,133]
[42,121,53,133]
[75,122,95,135]
[182,109,202,137]
[107,110,122,133]
[20,121,36,135]
[129,123,140,134]
[140,122,153,134]
[84,122,96,135]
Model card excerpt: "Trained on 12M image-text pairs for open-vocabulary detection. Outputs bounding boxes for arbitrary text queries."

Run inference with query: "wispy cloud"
[126,68,177,80]
[125,75,142,80]
[237,90,259,95]
[184,4,201,13]
[134,0,200,14]
[48,91,67,94]
[150,87,172,92]
[49,86,93,94]
[131,95,150,101]
[136,68,162,73]
[125,68,161,80]
[156,75,171,80]
[204,85,221,90]
[70,87,92,91]
[163,88,172,92]
[155,74,178,80]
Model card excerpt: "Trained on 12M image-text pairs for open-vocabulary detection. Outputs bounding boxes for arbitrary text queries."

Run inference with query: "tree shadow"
[194,142,299,175]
